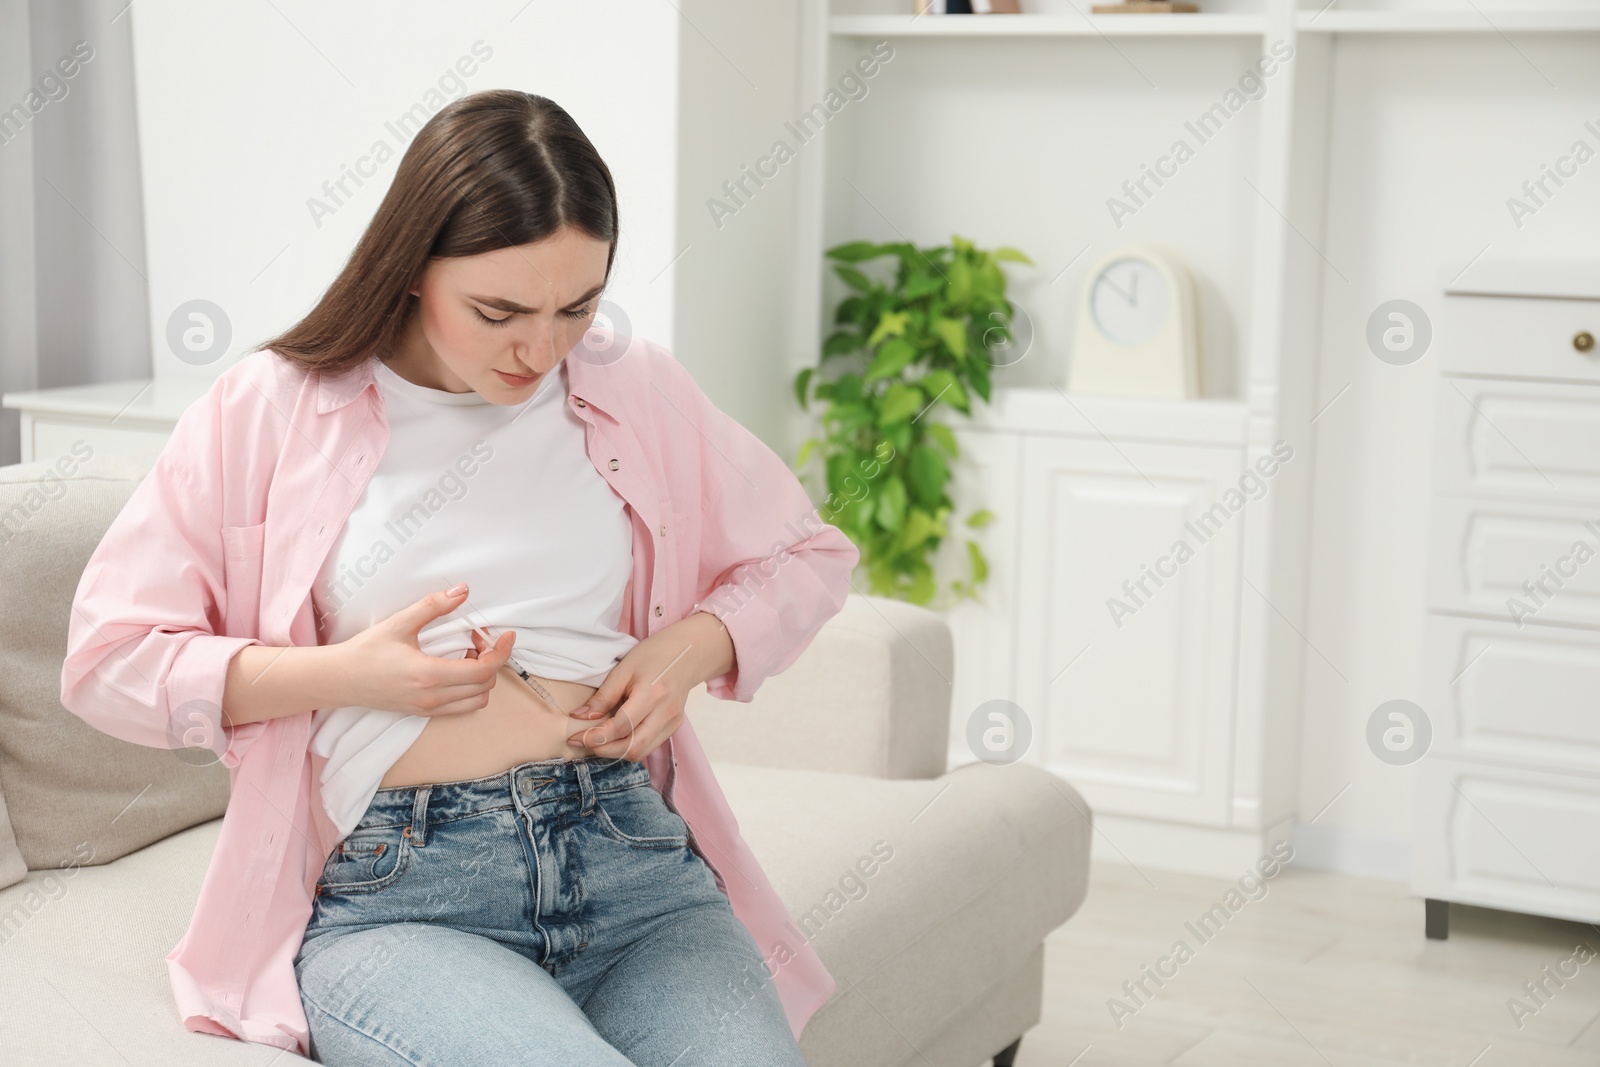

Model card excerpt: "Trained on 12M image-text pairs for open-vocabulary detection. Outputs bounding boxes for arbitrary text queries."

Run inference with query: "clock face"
[1091,258,1170,348]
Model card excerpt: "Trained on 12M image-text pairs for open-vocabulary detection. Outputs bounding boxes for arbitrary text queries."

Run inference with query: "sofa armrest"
[686,593,952,780]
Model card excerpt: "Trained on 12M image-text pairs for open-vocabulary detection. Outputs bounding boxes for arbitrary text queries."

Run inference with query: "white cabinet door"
[1013,435,1245,825]
[1426,495,1600,629]
[942,428,1023,769]
[1423,613,1600,777]
[1413,755,1600,925]
[1431,376,1600,507]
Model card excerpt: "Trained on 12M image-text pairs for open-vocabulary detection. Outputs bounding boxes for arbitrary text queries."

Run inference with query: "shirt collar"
[313,332,620,417]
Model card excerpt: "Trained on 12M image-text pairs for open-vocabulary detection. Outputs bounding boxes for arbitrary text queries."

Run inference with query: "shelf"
[829,13,1266,37]
[1296,10,1600,34]
[0,377,208,423]
[963,386,1251,448]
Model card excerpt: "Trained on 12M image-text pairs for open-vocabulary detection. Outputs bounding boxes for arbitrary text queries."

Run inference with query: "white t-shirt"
[308,355,638,835]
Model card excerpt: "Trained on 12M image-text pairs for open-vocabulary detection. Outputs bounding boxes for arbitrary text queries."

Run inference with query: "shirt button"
[659,523,666,536]
[608,459,619,471]
[575,398,587,408]
[654,605,663,617]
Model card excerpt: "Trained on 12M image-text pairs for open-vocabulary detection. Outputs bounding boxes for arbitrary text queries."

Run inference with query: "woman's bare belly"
[378,663,606,788]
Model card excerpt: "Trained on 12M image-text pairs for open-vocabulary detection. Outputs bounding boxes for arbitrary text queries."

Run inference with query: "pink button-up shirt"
[58,332,859,1057]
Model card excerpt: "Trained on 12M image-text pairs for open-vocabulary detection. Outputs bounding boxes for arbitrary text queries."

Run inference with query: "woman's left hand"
[566,611,735,762]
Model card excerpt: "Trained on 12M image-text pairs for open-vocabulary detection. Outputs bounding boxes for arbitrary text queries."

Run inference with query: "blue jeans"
[293,756,809,1066]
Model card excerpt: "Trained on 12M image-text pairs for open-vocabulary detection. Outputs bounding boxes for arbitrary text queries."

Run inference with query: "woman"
[59,90,858,1065]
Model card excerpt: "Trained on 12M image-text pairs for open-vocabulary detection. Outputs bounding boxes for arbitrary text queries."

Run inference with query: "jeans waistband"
[351,757,653,846]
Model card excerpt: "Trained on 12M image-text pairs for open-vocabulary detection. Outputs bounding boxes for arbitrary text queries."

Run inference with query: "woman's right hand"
[332,583,515,716]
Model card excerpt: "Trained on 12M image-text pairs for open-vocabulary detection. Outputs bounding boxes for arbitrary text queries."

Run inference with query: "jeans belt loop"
[410,785,431,847]
[577,760,596,815]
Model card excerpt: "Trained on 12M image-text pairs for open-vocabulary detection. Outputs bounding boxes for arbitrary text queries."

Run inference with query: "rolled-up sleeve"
[58,377,262,765]
[674,364,861,704]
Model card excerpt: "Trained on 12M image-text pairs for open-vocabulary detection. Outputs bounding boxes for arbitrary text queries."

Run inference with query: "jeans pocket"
[593,782,691,850]
[318,824,412,895]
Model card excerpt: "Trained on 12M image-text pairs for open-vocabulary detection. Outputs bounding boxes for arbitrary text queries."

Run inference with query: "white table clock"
[1068,245,1199,398]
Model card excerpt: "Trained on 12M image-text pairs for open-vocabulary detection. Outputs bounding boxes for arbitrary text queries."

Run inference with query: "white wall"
[1295,31,1600,879]
[672,0,805,443]
[128,1,681,388]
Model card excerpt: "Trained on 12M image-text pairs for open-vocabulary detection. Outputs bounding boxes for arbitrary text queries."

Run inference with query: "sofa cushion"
[0,817,296,1064]
[0,459,231,886]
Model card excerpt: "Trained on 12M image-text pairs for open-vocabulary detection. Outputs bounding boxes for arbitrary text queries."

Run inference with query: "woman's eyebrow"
[468,283,605,314]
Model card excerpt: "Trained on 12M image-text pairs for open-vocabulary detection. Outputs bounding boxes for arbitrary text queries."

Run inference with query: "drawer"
[1412,756,1600,925]
[1441,292,1600,384]
[1423,613,1600,776]
[27,415,169,473]
[1427,495,1600,629]
[1433,376,1600,507]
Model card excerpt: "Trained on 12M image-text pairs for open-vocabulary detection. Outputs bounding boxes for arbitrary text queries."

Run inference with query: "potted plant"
[792,234,1032,607]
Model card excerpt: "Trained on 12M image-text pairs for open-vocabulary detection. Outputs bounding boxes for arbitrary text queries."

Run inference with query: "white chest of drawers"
[1,378,206,474]
[1413,263,1600,938]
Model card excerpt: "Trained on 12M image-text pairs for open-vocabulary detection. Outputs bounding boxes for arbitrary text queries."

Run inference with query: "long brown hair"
[256,90,619,377]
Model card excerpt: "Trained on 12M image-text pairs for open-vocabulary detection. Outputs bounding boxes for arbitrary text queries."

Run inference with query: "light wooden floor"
[1015,862,1600,1067]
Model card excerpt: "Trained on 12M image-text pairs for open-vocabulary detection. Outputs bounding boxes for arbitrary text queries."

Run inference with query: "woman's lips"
[496,369,540,387]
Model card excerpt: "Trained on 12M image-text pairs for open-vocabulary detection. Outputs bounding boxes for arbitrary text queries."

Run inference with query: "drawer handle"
[1577,331,1595,353]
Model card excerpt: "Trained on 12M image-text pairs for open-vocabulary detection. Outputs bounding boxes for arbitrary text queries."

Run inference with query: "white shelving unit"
[788,0,1600,878]
[1296,9,1600,33]
[831,13,1267,35]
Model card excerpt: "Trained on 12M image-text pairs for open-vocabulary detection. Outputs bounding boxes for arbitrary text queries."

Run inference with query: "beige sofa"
[0,457,1091,1067]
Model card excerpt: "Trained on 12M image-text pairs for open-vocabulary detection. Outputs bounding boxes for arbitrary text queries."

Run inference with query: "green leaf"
[947,257,972,306]
[899,507,939,552]
[966,355,992,405]
[829,403,875,435]
[908,445,948,508]
[993,245,1032,264]
[836,296,867,326]
[849,494,875,533]
[793,367,813,410]
[884,421,912,457]
[919,369,970,414]
[973,260,1003,306]
[832,373,864,404]
[865,310,909,348]
[879,241,922,266]
[795,436,820,469]
[906,559,937,604]
[966,539,989,585]
[965,507,994,529]
[878,382,925,425]
[932,317,967,361]
[875,475,908,532]
[834,265,874,292]
[927,422,959,457]
[902,273,944,300]
[822,331,860,359]
[865,337,917,381]
[827,240,886,262]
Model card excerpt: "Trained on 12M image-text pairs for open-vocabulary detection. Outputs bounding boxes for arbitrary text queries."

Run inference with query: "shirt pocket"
[218,521,267,637]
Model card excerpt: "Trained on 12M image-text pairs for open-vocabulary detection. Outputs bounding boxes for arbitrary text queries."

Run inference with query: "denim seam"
[301,989,427,1067]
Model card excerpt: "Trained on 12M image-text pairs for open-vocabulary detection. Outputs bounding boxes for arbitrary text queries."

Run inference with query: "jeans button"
[519,778,532,797]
